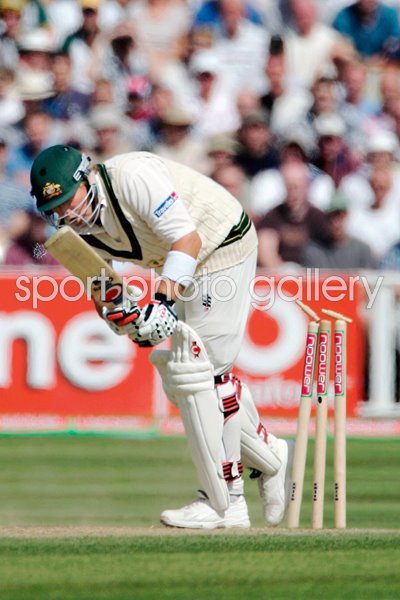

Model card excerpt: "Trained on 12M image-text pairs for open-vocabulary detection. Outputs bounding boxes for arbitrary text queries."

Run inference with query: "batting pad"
[151,322,229,512]
[239,383,281,475]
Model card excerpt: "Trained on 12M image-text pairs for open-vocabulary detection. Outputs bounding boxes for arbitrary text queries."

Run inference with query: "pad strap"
[222,461,243,482]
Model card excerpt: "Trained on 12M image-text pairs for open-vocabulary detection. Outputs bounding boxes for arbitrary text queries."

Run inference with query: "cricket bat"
[44,226,135,308]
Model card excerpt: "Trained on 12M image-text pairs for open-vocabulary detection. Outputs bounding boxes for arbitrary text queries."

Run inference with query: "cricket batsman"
[30,144,293,529]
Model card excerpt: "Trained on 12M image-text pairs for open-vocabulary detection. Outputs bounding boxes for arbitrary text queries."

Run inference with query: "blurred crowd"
[2,0,400,271]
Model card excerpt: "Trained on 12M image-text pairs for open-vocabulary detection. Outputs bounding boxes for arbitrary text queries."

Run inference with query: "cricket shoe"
[160,491,251,529]
[258,438,294,526]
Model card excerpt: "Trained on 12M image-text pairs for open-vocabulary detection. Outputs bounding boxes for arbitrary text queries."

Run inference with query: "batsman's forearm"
[157,278,182,302]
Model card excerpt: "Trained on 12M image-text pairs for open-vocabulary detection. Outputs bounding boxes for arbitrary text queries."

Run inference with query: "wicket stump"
[287,318,319,529]
[312,319,331,529]
[333,318,347,529]
[289,303,351,529]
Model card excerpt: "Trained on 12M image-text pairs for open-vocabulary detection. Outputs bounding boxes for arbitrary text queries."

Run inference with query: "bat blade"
[44,226,129,307]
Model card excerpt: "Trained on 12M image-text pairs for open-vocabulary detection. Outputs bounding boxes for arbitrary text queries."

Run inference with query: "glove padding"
[129,295,178,347]
[102,298,141,336]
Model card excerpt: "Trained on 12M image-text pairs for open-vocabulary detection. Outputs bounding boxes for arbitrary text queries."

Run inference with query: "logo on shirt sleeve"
[154,192,177,218]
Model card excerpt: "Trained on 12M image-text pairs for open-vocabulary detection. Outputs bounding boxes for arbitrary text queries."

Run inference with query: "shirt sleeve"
[384,7,400,37]
[332,8,345,32]
[117,156,197,245]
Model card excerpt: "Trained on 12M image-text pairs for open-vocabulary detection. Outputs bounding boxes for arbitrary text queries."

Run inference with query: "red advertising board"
[0,269,365,431]
[233,275,364,418]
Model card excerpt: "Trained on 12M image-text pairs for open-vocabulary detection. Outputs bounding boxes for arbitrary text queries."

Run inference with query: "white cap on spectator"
[17,28,55,53]
[16,69,54,100]
[206,133,240,155]
[160,106,193,127]
[90,104,123,130]
[190,51,220,76]
[367,130,399,154]
[314,113,346,138]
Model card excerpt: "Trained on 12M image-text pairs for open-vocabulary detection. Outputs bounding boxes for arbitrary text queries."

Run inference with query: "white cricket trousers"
[176,248,257,376]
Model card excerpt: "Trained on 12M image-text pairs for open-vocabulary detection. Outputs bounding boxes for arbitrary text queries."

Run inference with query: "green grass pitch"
[0,436,399,599]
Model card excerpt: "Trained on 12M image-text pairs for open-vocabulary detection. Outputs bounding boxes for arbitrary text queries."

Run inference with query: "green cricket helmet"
[31,145,92,213]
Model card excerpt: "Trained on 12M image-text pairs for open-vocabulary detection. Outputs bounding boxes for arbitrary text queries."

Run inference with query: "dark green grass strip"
[0,535,399,600]
[1,533,400,553]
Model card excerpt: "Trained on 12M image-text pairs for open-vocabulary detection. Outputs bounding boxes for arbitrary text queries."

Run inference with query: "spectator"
[307,75,339,120]
[150,28,207,118]
[261,41,311,135]
[284,0,354,91]
[338,59,375,117]
[124,75,154,150]
[46,0,82,47]
[235,109,280,178]
[188,24,215,56]
[98,0,136,34]
[304,75,366,155]
[257,162,330,268]
[313,112,361,186]
[0,67,24,128]
[63,0,107,94]
[152,106,209,173]
[380,239,400,271]
[192,0,264,35]
[3,208,58,266]
[212,163,250,208]
[147,83,174,143]
[0,0,22,71]
[365,66,400,135]
[346,166,400,260]
[42,52,91,121]
[125,76,152,120]
[129,0,192,80]
[340,129,400,209]
[301,190,376,268]
[88,103,132,162]
[91,77,115,105]
[337,59,375,151]
[2,69,54,148]
[249,132,334,225]
[332,0,400,61]
[6,109,60,188]
[101,22,148,111]
[206,133,240,176]
[19,0,49,30]
[236,89,262,120]
[0,136,33,260]
[261,40,286,118]
[15,67,53,108]
[189,50,241,138]
[16,27,55,74]
[209,0,269,94]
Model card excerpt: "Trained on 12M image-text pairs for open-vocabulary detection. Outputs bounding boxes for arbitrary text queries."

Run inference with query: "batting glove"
[102,299,142,336]
[129,293,178,347]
